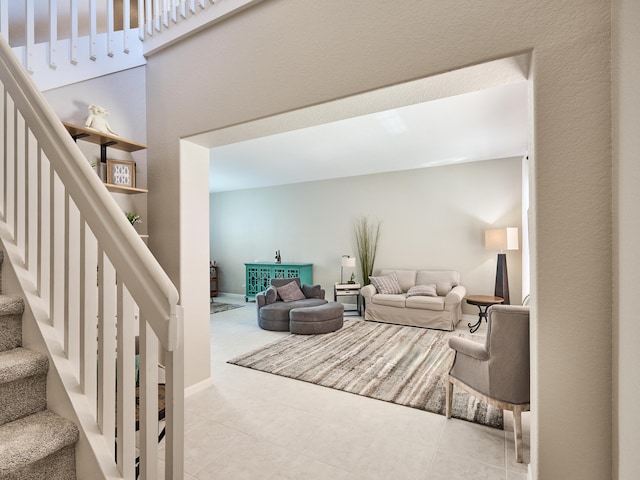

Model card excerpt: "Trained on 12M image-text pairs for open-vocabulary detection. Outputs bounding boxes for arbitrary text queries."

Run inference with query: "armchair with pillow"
[256,278,327,331]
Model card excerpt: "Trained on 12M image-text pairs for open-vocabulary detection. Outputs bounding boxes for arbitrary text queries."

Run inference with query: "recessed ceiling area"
[186,55,530,193]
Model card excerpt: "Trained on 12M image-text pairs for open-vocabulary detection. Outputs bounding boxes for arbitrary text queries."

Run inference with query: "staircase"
[0,21,184,478]
[0,252,79,479]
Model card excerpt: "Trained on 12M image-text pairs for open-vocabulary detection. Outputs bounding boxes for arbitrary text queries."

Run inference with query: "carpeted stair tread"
[0,348,48,385]
[0,410,79,475]
[0,294,25,317]
[0,295,25,352]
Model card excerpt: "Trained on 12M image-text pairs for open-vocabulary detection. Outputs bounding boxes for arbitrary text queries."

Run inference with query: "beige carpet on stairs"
[0,251,79,479]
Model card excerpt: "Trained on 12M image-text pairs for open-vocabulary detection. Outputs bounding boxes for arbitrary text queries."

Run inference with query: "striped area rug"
[228,319,503,429]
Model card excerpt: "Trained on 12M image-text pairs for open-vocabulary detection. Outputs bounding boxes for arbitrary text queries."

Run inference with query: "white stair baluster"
[89,0,97,60]
[124,0,131,53]
[79,222,98,412]
[25,0,34,72]
[97,249,116,455]
[107,0,115,57]
[116,281,136,478]
[70,0,78,64]
[171,0,178,23]
[146,0,153,36]
[5,96,15,239]
[15,111,25,253]
[138,317,159,480]
[49,0,57,68]
[154,0,161,32]
[162,0,169,28]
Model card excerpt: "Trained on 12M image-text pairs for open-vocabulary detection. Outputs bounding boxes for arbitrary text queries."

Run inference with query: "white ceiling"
[189,56,530,193]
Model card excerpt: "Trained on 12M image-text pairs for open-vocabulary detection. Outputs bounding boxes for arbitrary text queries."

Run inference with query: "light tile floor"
[179,294,530,479]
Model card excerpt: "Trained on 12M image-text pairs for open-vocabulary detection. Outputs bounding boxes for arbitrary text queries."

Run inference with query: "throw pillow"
[436,282,453,296]
[369,272,403,295]
[406,284,438,297]
[265,286,278,304]
[302,284,321,299]
[276,281,306,302]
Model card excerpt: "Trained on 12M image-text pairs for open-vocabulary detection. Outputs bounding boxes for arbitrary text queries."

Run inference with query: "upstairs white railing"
[0,34,183,479]
[0,0,220,91]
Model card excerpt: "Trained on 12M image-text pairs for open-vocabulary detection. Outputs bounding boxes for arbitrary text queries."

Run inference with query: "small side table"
[334,283,361,316]
[465,295,504,333]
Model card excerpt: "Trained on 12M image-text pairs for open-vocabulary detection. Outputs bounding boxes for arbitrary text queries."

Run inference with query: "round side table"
[465,295,504,333]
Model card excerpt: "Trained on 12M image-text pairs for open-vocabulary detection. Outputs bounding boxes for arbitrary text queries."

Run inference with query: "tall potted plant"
[354,216,381,286]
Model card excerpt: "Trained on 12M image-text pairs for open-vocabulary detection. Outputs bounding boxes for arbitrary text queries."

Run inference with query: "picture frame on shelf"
[106,159,136,188]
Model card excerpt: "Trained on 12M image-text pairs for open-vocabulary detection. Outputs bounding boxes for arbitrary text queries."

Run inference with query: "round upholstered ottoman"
[289,302,344,334]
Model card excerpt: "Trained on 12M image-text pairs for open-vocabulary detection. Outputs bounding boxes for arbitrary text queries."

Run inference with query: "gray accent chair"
[256,278,327,331]
[446,304,530,463]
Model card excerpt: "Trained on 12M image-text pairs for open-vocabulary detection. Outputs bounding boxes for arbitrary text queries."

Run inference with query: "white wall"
[612,0,640,478]
[144,1,612,477]
[210,157,523,313]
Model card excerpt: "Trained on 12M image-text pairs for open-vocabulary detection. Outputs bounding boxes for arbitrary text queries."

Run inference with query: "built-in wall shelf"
[104,183,148,194]
[62,120,149,239]
[63,122,148,162]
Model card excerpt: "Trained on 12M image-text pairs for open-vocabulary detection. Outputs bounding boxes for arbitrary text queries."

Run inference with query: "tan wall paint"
[145,1,612,477]
[210,157,523,313]
[612,0,640,478]
[179,140,212,389]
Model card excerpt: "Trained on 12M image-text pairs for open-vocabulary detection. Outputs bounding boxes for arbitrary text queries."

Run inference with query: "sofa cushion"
[405,295,445,311]
[371,293,407,308]
[415,271,459,296]
[380,269,417,292]
[406,284,437,297]
[370,272,403,294]
[260,298,328,322]
[271,277,302,299]
[277,281,306,302]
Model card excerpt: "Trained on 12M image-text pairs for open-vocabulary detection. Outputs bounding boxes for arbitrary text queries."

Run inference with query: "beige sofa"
[361,269,466,331]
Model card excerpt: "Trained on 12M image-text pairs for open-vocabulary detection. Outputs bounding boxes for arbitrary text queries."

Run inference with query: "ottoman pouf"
[289,302,344,334]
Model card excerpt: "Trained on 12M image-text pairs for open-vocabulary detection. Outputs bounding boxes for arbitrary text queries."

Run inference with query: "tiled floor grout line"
[423,415,449,479]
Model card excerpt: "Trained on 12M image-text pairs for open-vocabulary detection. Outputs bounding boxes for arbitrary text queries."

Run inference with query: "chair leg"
[445,375,453,419]
[513,405,524,463]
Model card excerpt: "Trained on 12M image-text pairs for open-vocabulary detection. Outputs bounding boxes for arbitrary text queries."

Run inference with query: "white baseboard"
[184,377,214,398]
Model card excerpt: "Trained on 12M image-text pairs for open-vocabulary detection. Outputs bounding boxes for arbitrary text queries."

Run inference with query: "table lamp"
[485,227,519,304]
[341,255,356,284]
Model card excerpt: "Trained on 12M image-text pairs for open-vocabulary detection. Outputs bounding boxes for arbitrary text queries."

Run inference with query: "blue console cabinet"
[244,262,313,301]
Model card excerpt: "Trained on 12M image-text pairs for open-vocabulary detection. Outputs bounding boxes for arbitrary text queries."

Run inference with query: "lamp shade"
[485,227,519,251]
[341,256,356,268]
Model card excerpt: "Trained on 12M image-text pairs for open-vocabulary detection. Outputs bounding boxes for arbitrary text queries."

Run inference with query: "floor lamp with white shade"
[485,227,519,305]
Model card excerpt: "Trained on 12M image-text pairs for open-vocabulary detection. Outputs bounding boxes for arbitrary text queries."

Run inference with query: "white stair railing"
[0,33,184,479]
[0,0,219,91]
